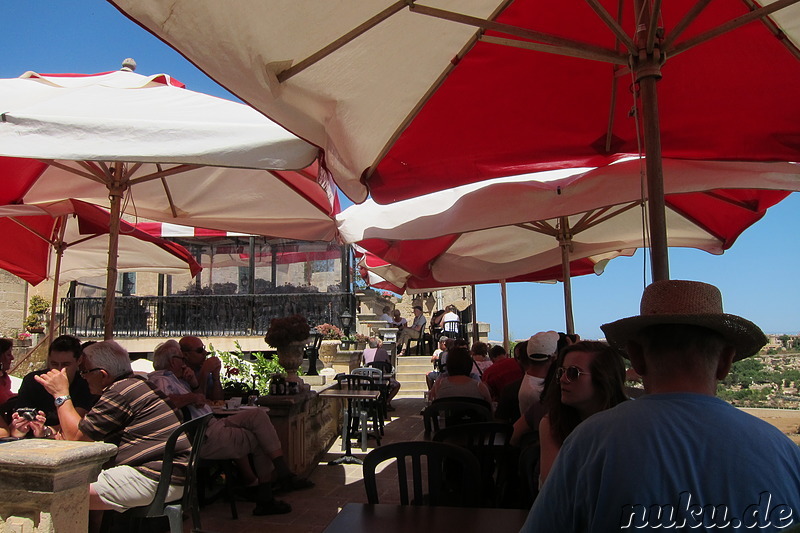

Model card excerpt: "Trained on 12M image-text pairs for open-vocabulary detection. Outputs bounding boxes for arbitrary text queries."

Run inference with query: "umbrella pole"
[471,285,479,344]
[103,169,125,340]
[500,280,509,352]
[635,0,669,282]
[48,217,68,338]
[558,217,575,335]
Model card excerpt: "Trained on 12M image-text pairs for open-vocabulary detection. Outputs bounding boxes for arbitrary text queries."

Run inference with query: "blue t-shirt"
[522,393,800,532]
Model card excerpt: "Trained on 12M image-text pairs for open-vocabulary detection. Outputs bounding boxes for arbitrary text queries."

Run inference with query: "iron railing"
[59,293,353,338]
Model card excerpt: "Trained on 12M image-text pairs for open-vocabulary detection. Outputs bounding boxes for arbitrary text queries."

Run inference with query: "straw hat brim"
[601,313,767,362]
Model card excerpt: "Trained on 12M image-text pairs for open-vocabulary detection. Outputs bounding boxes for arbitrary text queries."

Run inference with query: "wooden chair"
[422,397,493,438]
[432,422,515,507]
[362,441,482,507]
[105,413,213,533]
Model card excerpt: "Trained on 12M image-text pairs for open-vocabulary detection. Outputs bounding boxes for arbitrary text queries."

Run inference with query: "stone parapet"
[0,439,117,533]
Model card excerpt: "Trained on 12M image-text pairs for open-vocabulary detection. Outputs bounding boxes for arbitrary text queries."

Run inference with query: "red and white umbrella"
[109,0,800,279]
[340,159,800,333]
[0,199,201,334]
[0,67,337,338]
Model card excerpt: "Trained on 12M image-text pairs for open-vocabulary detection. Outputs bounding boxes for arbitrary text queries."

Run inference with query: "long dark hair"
[0,338,12,374]
[542,341,627,445]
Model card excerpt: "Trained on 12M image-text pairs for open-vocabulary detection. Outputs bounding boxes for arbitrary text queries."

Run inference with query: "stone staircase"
[394,355,431,399]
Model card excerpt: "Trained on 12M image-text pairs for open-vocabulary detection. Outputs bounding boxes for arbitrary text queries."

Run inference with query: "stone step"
[394,354,430,399]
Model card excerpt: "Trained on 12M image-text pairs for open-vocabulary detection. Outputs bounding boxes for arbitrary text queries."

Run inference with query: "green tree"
[779,334,791,349]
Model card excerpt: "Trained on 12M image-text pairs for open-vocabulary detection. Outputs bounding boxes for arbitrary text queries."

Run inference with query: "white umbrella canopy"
[0,67,338,338]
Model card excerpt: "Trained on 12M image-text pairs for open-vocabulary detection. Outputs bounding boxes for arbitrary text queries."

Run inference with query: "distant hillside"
[718,352,800,409]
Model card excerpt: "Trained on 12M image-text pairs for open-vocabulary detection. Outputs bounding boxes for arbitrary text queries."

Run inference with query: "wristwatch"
[54,395,72,407]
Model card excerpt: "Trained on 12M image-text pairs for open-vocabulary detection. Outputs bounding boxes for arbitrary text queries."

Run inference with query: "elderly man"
[179,335,223,401]
[149,340,312,515]
[361,337,401,410]
[35,341,189,530]
[522,280,800,532]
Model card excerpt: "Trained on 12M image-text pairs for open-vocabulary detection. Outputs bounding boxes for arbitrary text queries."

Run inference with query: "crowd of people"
[0,333,313,531]
[3,280,800,532]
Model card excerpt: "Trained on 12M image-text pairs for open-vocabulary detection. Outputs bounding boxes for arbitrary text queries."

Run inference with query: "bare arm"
[538,415,560,486]
[198,356,224,401]
[34,369,92,442]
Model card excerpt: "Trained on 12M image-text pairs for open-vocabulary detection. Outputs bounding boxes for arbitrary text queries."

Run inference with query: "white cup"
[225,398,241,409]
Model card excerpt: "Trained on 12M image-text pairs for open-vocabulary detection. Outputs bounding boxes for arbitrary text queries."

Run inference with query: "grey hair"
[83,341,132,380]
[368,337,380,349]
[153,340,182,371]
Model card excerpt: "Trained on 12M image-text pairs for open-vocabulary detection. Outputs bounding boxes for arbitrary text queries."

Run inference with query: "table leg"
[329,397,365,465]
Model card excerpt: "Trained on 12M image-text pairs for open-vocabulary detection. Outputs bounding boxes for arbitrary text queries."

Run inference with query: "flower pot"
[319,340,340,367]
[276,340,305,383]
[26,327,44,334]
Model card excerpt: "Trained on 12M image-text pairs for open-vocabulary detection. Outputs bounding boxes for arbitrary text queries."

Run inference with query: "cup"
[226,397,242,410]
[247,395,258,406]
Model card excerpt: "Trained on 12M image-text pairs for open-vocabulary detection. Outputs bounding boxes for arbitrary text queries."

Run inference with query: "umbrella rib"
[413,4,628,64]
[572,202,642,233]
[277,0,408,82]
[156,163,179,219]
[480,36,627,65]
[584,0,637,54]
[739,0,800,61]
[662,0,713,50]
[7,217,56,246]
[699,190,760,212]
[126,164,201,186]
[41,159,108,185]
[516,220,558,237]
[645,0,663,54]
[668,0,800,58]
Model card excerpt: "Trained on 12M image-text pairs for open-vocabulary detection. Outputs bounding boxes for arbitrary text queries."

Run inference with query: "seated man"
[522,280,800,532]
[35,341,189,532]
[378,306,394,326]
[397,305,426,355]
[149,340,312,516]
[440,305,461,337]
[179,335,224,401]
[15,334,97,432]
[362,337,401,410]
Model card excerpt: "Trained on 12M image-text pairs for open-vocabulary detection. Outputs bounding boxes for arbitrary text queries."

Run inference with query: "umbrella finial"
[121,58,137,72]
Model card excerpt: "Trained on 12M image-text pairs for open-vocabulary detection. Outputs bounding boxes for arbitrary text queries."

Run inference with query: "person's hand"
[193,393,207,406]
[34,368,70,398]
[180,365,199,388]
[201,356,222,376]
[27,411,48,438]
[10,412,31,436]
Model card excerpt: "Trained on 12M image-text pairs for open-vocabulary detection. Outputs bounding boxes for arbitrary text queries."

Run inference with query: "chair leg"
[164,506,183,533]
[341,407,350,452]
[359,410,368,452]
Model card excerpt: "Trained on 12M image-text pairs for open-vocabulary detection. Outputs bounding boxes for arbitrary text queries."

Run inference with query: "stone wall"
[0,271,26,335]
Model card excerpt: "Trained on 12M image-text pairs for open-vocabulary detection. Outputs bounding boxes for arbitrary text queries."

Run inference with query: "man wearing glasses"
[179,335,223,401]
[35,340,188,531]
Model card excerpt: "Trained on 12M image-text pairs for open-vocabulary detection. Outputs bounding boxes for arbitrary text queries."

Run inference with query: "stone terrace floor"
[192,396,429,533]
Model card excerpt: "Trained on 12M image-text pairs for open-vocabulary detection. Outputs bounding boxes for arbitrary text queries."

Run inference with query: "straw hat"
[601,280,767,361]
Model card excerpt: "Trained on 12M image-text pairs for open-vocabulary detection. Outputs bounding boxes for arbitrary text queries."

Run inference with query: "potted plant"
[315,323,343,363]
[24,295,50,333]
[354,332,370,350]
[265,314,311,383]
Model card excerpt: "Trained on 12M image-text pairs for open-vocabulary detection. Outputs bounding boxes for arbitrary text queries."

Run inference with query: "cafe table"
[318,386,381,465]
[321,503,530,533]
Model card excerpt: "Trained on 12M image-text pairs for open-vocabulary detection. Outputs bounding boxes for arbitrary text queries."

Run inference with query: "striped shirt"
[79,374,189,483]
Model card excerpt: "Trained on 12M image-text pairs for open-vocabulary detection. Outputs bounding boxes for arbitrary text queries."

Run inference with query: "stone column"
[0,439,117,533]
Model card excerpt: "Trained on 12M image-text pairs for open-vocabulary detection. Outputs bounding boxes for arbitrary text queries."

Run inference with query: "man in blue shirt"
[522,280,800,532]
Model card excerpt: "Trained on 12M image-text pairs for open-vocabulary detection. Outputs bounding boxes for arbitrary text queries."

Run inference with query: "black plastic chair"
[432,422,515,507]
[109,413,212,533]
[362,440,482,507]
[335,374,383,449]
[422,397,493,437]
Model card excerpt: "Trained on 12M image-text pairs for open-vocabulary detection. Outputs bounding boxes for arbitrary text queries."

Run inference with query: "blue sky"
[3,1,798,340]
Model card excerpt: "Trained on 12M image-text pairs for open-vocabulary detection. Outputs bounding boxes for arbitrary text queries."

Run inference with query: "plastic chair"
[109,413,213,533]
[441,320,461,340]
[335,374,383,450]
[362,440,482,507]
[406,334,426,355]
[422,397,493,438]
[432,422,515,507]
[354,367,389,420]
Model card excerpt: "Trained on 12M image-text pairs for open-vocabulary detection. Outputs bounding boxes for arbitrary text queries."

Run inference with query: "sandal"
[253,499,292,516]
[273,475,315,494]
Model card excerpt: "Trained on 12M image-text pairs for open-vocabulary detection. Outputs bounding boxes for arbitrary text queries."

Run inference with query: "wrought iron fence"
[59,293,352,338]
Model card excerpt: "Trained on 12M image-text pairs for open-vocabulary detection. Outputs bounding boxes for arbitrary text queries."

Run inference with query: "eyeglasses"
[556,366,590,383]
[171,355,188,363]
[181,346,207,355]
[79,367,104,377]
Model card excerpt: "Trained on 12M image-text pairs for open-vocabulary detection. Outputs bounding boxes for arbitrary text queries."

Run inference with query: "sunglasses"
[79,367,104,377]
[181,346,207,355]
[556,365,590,383]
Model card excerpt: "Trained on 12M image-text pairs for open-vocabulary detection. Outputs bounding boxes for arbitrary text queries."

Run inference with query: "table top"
[321,503,530,533]
[318,388,380,400]
[210,405,270,416]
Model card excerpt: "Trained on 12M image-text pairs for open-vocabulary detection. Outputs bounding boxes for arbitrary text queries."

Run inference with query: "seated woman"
[428,346,492,405]
[534,341,628,486]
[0,338,16,406]
[470,342,492,378]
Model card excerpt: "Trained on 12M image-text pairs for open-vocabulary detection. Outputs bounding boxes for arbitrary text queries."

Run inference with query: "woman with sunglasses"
[537,341,628,486]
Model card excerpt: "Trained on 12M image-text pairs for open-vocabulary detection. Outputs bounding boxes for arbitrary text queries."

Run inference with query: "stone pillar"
[0,440,117,533]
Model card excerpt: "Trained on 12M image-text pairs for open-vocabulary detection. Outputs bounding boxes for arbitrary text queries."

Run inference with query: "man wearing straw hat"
[522,280,800,532]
